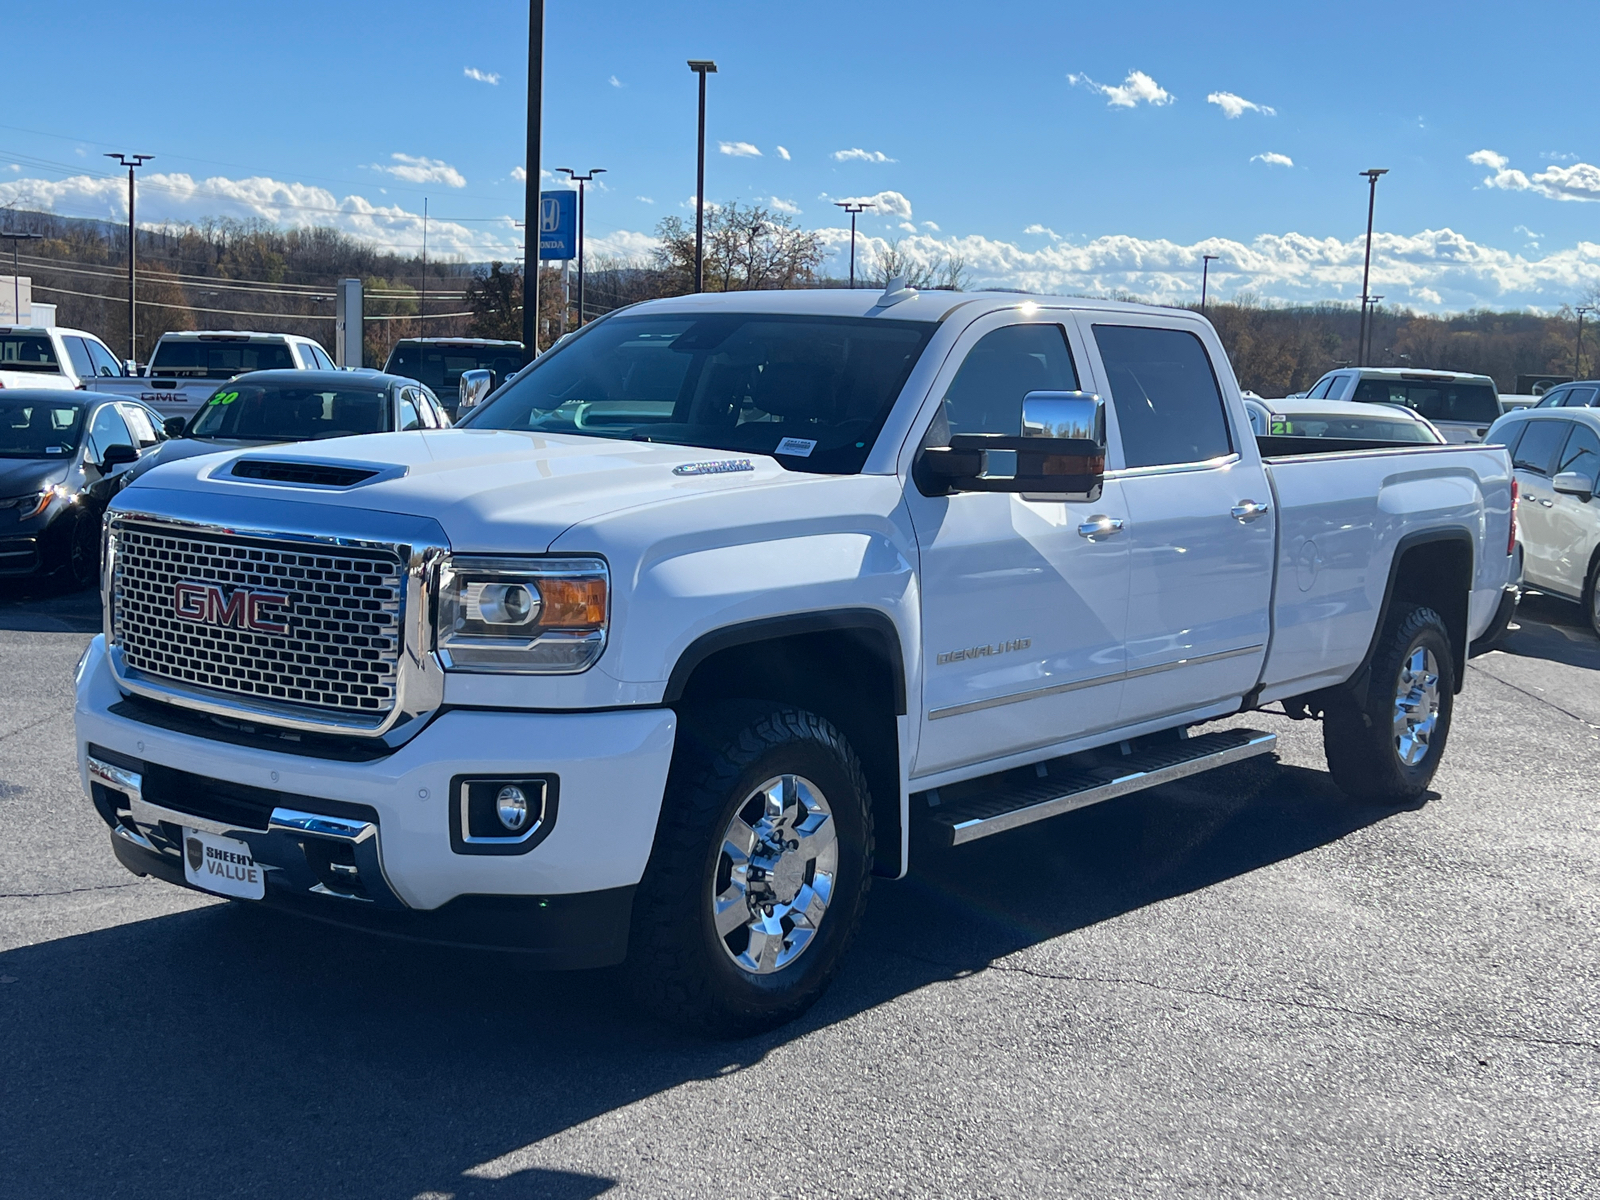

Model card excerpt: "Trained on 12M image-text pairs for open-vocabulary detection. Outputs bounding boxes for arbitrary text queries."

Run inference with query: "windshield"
[1352,378,1500,423]
[385,341,524,393]
[0,334,61,373]
[188,385,389,440]
[459,314,934,473]
[1270,411,1441,443]
[0,398,84,457]
[150,340,297,380]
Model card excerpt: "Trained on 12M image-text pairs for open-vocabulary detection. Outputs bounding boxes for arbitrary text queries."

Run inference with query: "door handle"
[1078,515,1125,540]
[1231,500,1270,522]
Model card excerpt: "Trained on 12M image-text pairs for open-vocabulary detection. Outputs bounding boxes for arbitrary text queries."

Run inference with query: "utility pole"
[834,200,875,288]
[1357,168,1388,368]
[1365,296,1384,365]
[688,60,717,292]
[0,229,43,325]
[558,168,605,325]
[105,153,153,366]
[1577,306,1595,377]
[523,0,544,354]
[1201,254,1219,311]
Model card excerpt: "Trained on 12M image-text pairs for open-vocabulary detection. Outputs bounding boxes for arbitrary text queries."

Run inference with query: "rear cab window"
[1353,376,1501,424]
[1092,324,1232,468]
[150,338,297,380]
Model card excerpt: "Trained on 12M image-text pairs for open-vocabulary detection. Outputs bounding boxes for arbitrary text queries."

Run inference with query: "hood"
[0,458,69,499]
[122,428,823,551]
[125,436,260,482]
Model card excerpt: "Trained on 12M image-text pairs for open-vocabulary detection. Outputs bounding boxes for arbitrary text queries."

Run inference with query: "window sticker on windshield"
[1268,416,1294,435]
[209,391,240,406]
[46,445,68,455]
[775,437,818,457]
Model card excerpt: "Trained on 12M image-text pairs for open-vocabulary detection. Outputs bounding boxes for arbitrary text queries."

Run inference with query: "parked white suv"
[1298,368,1502,443]
[1485,406,1600,635]
[75,286,1515,1034]
[0,326,125,391]
[92,330,335,421]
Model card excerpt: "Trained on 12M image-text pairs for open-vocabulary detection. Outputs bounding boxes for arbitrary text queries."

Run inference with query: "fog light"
[496,785,529,831]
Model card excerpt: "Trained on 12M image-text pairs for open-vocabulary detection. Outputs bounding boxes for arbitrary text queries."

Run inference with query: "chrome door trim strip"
[928,643,1264,721]
[1102,453,1240,482]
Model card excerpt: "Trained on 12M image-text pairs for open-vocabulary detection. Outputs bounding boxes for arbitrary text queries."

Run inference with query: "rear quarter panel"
[1258,444,1512,701]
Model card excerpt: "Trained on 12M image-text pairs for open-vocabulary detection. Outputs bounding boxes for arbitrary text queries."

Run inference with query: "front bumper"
[75,636,677,966]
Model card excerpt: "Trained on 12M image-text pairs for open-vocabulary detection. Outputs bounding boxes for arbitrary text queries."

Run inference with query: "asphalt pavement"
[1,581,1596,1199]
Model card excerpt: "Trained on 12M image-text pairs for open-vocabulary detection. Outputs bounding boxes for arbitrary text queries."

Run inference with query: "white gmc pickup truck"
[75,286,1516,1034]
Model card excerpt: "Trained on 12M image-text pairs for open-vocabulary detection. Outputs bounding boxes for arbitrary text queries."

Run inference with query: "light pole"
[834,200,875,288]
[0,230,44,325]
[1357,168,1388,368]
[687,60,717,292]
[1577,306,1596,377]
[558,168,605,326]
[523,0,544,354]
[105,152,154,366]
[1201,254,1219,311]
[1365,296,1384,365]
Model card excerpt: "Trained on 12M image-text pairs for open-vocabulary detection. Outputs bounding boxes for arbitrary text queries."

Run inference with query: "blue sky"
[3,0,1597,310]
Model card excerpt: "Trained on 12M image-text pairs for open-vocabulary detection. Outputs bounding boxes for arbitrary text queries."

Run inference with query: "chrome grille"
[110,520,403,714]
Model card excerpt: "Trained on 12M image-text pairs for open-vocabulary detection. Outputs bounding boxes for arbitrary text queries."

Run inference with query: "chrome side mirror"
[1021,391,1105,444]
[1553,470,1595,501]
[458,369,494,412]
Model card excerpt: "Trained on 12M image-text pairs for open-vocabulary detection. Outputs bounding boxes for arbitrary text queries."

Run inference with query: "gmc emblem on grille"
[173,582,291,635]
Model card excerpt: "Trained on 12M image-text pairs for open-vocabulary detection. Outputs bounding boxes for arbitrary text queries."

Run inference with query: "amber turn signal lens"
[536,576,607,627]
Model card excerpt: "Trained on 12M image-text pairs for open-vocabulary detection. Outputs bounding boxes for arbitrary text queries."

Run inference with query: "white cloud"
[608,75,623,88]
[899,221,917,232]
[835,190,912,219]
[464,67,500,85]
[776,146,791,160]
[1542,151,1577,162]
[0,171,518,258]
[6,164,19,172]
[1251,152,1294,168]
[832,148,896,163]
[769,196,801,215]
[719,141,762,158]
[510,166,526,182]
[1471,149,1600,202]
[1025,223,1063,241]
[921,221,940,232]
[376,153,466,188]
[1207,91,1275,118]
[1068,70,1172,109]
[636,195,655,204]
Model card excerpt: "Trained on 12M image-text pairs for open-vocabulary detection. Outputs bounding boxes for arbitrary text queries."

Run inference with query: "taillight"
[1508,478,1518,556]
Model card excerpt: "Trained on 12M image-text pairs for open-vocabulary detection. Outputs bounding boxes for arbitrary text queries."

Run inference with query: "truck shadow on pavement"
[1486,592,1600,671]
[0,580,102,634]
[0,752,1405,1200]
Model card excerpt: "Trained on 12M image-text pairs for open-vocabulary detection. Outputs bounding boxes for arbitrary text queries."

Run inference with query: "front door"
[1081,319,1275,725]
[905,317,1130,778]
[1547,420,1600,594]
[1509,418,1572,593]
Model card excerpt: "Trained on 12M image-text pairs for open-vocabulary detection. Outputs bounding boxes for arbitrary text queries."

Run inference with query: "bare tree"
[654,201,824,293]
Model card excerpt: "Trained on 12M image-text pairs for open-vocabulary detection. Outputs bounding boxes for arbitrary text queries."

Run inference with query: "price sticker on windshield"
[209,390,241,406]
[1268,416,1294,435]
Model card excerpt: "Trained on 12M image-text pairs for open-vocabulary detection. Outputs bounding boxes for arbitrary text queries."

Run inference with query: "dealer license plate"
[182,827,266,900]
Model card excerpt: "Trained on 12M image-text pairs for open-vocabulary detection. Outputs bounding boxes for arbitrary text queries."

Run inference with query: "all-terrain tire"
[629,703,873,1036]
[1323,604,1455,803]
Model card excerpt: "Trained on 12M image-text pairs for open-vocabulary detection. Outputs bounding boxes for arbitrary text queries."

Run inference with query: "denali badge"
[937,637,1032,666]
[173,581,291,635]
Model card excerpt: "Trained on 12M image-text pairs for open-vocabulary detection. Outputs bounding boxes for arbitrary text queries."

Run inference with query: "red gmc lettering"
[171,584,290,634]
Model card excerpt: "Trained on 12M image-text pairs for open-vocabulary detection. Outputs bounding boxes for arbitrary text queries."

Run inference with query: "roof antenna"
[875,275,917,308]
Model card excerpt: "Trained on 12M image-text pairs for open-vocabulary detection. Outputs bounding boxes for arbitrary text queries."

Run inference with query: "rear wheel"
[1586,559,1600,640]
[1323,604,1455,802]
[629,704,873,1036]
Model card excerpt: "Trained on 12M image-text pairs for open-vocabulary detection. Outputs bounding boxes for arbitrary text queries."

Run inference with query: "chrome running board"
[920,729,1278,847]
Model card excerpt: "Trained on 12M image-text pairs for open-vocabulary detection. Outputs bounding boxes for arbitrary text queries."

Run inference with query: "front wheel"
[629,704,873,1036]
[1586,559,1600,640]
[1323,604,1455,802]
[59,509,101,592]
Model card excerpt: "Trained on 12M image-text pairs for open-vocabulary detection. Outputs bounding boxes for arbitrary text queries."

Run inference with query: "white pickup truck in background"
[91,330,334,421]
[75,286,1515,1035]
[0,325,125,390]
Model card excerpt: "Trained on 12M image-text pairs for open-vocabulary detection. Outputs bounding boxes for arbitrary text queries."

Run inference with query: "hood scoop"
[230,459,384,487]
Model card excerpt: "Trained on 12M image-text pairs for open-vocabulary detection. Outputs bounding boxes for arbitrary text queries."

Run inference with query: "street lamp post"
[105,152,154,366]
[687,60,717,293]
[1365,296,1385,365]
[1357,168,1388,368]
[1201,254,1219,311]
[833,201,875,288]
[523,0,544,354]
[558,168,605,326]
[1577,306,1596,377]
[0,230,44,325]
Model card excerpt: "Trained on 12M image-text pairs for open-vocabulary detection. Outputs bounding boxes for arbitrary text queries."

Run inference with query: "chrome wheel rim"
[1392,646,1441,767]
[712,773,837,975]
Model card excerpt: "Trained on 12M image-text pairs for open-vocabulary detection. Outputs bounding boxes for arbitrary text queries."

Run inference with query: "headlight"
[0,486,69,520]
[436,555,608,673]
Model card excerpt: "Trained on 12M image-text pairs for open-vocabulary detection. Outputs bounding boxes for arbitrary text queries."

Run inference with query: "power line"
[31,281,473,323]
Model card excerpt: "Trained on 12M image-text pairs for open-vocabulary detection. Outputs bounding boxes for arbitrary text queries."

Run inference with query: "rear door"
[1080,317,1275,726]
[1547,421,1600,594]
[1508,417,1572,593]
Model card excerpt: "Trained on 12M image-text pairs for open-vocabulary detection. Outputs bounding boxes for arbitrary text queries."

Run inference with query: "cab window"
[1307,376,1336,399]
[928,323,1080,444]
[1510,420,1568,476]
[1094,324,1232,468]
[397,388,423,431]
[1556,423,1600,482]
[62,337,95,379]
[86,339,123,377]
